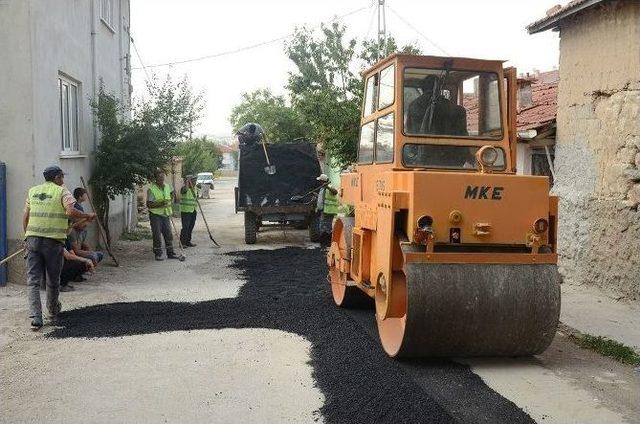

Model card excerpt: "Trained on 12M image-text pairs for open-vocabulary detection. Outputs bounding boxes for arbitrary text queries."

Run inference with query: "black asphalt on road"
[49,247,534,424]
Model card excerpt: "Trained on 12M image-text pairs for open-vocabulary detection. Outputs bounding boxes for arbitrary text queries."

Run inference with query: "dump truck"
[235,139,323,244]
[327,54,560,358]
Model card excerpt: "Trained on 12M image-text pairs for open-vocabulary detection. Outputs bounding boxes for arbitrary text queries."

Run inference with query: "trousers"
[25,236,63,319]
[180,211,197,244]
[149,213,175,255]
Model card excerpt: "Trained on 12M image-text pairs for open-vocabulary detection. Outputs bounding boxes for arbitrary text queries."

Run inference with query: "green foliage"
[571,333,640,365]
[229,89,305,142]
[229,23,422,169]
[359,36,422,67]
[91,75,204,243]
[175,136,223,177]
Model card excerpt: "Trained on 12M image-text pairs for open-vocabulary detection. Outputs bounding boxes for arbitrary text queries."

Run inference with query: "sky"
[130,0,560,137]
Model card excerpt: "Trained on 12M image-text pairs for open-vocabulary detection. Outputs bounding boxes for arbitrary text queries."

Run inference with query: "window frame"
[100,0,115,31]
[362,74,378,118]
[377,63,396,111]
[401,66,505,141]
[401,143,507,171]
[58,75,81,154]
[356,120,376,165]
[374,112,395,164]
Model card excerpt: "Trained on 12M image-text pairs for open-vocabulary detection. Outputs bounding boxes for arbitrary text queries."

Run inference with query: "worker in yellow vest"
[23,165,96,330]
[146,171,179,261]
[179,175,198,247]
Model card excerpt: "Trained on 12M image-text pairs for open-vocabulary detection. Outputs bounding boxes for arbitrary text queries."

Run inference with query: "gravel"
[48,247,534,424]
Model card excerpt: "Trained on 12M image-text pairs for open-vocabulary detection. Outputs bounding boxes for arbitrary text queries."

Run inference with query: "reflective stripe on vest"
[180,188,196,213]
[24,182,67,240]
[149,183,173,216]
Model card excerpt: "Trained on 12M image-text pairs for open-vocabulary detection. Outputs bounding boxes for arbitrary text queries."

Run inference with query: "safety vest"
[323,188,341,215]
[180,187,196,213]
[149,183,173,216]
[24,182,68,241]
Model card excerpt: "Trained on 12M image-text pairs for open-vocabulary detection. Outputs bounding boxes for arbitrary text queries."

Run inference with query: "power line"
[131,38,151,80]
[387,5,450,56]
[132,5,370,70]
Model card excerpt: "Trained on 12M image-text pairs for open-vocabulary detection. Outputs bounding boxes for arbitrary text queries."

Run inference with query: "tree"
[91,76,205,243]
[359,36,422,67]
[175,136,222,177]
[285,23,362,168]
[229,89,306,142]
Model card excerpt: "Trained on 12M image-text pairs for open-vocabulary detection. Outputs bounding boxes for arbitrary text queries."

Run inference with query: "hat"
[185,174,196,180]
[43,165,64,179]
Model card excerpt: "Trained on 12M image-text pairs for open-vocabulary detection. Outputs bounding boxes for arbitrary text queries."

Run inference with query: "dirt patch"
[48,247,533,424]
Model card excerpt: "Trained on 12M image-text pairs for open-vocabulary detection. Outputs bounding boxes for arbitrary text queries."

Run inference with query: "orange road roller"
[327,54,560,358]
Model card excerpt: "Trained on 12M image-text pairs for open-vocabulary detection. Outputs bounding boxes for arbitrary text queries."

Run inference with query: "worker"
[406,75,468,137]
[236,122,264,147]
[23,165,96,330]
[179,175,198,247]
[315,173,340,239]
[146,171,179,261]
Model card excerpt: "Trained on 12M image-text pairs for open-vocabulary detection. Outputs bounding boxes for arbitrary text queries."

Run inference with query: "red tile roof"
[527,0,607,34]
[517,70,558,131]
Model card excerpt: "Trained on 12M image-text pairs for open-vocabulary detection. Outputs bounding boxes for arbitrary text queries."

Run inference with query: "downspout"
[0,162,7,286]
[90,0,98,151]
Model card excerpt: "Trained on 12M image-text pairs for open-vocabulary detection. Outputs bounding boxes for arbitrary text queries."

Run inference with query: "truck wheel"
[245,212,258,244]
[309,213,322,242]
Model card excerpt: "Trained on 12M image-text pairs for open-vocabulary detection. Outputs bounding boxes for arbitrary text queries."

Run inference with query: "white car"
[196,172,214,189]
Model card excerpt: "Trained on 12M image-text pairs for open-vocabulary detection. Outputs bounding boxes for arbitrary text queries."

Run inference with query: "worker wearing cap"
[179,175,197,247]
[23,165,96,330]
[316,173,340,237]
[146,171,179,261]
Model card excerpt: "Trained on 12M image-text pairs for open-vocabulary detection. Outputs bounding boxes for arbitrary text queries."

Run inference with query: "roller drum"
[383,263,560,357]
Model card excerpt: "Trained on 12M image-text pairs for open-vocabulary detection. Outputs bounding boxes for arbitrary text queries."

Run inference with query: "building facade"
[528,0,640,298]
[0,0,133,283]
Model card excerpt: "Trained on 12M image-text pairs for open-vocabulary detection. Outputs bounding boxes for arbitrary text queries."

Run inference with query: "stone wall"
[554,1,640,298]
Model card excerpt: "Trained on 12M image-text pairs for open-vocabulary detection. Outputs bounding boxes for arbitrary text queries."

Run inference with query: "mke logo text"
[464,186,504,200]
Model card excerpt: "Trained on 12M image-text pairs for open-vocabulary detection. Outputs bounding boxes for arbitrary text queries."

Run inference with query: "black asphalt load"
[48,248,534,424]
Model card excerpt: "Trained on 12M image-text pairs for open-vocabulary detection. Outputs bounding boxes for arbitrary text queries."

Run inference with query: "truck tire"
[245,212,258,244]
[309,213,322,242]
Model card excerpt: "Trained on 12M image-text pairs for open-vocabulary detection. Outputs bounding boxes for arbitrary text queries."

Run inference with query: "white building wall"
[0,0,131,283]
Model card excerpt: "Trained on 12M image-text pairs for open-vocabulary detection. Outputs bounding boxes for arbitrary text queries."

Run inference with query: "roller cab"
[327,54,560,358]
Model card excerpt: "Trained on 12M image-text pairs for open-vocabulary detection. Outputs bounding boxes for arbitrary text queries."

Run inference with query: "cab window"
[375,113,394,163]
[357,121,375,164]
[363,74,377,116]
[378,64,395,110]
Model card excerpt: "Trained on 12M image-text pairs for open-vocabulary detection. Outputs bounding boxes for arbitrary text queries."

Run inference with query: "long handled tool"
[0,248,25,266]
[80,177,119,267]
[193,193,220,248]
[168,216,186,261]
[261,142,276,175]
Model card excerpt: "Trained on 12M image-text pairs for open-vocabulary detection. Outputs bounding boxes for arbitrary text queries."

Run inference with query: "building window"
[58,76,79,153]
[101,0,114,28]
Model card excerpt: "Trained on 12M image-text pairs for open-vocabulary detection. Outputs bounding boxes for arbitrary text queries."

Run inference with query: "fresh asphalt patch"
[48,247,534,424]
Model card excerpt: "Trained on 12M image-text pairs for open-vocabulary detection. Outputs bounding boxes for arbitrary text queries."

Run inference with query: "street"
[1,178,638,423]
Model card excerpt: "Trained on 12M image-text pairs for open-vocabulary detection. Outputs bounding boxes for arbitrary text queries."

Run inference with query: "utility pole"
[377,0,386,60]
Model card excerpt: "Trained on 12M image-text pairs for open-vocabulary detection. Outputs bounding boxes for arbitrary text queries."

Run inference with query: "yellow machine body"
[327,54,560,358]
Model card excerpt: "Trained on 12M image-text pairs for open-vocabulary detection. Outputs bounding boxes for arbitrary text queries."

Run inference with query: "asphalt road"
[1,177,637,423]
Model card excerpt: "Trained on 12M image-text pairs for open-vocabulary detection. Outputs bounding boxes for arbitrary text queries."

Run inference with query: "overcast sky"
[130,0,559,137]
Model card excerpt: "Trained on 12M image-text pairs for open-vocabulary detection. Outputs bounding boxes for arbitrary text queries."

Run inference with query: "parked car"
[196,172,214,189]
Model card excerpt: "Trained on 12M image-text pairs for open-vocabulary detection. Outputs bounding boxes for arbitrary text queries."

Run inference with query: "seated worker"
[406,75,468,136]
[68,219,104,268]
[59,246,95,292]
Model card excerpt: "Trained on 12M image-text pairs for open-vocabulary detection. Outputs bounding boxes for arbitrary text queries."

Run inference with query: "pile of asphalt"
[49,248,533,424]
[237,142,321,208]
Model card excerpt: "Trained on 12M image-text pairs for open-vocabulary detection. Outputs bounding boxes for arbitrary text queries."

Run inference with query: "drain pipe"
[90,0,98,150]
[0,162,7,286]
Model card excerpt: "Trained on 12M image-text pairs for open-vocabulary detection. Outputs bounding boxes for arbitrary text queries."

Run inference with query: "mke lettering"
[464,185,504,200]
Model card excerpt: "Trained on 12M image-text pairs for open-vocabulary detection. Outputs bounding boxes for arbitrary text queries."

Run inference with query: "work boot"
[60,284,75,292]
[155,253,164,261]
[30,316,43,331]
[166,252,180,260]
[185,242,196,247]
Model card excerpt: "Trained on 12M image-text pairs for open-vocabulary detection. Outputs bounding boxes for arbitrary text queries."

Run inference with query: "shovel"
[261,142,276,175]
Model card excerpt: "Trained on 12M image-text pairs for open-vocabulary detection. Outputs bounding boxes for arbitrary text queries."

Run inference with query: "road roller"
[327,54,560,358]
